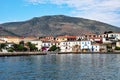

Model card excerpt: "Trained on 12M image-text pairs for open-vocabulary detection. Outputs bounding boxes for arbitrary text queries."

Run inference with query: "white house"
[80,41,92,52]
[42,41,52,51]
[91,44,100,52]
[116,41,120,47]
[102,37,112,44]
[59,41,81,52]
[0,37,8,42]
[30,40,42,51]
[108,33,120,41]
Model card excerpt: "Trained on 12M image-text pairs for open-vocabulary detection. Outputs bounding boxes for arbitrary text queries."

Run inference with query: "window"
[82,42,84,44]
[66,47,67,49]
[48,44,50,46]
[96,49,97,51]
[44,44,46,46]
[88,42,89,44]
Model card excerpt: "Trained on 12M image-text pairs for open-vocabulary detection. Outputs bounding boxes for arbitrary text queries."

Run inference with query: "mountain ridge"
[0,15,120,36]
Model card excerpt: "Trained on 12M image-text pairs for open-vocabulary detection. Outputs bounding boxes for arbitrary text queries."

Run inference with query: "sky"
[0,0,120,27]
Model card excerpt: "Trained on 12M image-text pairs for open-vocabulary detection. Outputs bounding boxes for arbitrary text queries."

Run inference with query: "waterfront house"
[30,40,42,51]
[20,36,37,43]
[84,34,98,40]
[0,36,7,42]
[89,37,102,43]
[42,41,52,51]
[116,41,120,47]
[102,37,112,44]
[81,41,91,52]
[107,33,120,41]
[5,36,20,44]
[44,36,55,41]
[76,35,86,41]
[59,41,81,52]
[40,36,54,41]
[50,40,60,47]
[99,44,107,52]
[56,35,76,42]
[91,43,100,52]
[0,39,6,43]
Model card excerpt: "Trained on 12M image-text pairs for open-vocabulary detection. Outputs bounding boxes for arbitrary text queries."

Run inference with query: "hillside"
[0,15,120,36]
[0,27,20,36]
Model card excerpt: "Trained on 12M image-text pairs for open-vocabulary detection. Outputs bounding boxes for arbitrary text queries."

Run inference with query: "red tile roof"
[56,35,76,39]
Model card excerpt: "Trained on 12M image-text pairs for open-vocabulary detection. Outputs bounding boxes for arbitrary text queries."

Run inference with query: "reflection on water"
[0,54,120,80]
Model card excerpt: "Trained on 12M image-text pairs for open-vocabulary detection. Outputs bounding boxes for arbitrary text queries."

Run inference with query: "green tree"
[7,47,14,52]
[12,44,27,51]
[0,43,7,51]
[115,46,120,50]
[19,41,24,46]
[48,45,60,51]
[27,42,38,51]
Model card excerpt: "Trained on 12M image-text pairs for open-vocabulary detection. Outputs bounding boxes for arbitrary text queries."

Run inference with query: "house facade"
[0,39,6,43]
[56,35,76,42]
[108,33,120,41]
[30,40,42,51]
[0,36,20,44]
[59,41,81,52]
[91,44,100,52]
[81,41,91,52]
[20,36,37,43]
[42,41,52,51]
[116,41,120,47]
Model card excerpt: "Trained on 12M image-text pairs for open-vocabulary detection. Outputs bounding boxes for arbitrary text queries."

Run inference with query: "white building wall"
[41,41,53,51]
[108,33,120,40]
[102,38,112,44]
[91,45,100,52]
[30,40,42,50]
[81,41,91,50]
[42,42,51,47]
[116,41,120,47]
[59,41,81,52]
[0,37,8,42]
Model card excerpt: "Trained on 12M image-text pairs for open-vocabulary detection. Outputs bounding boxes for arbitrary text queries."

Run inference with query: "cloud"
[26,0,120,27]
[27,0,44,3]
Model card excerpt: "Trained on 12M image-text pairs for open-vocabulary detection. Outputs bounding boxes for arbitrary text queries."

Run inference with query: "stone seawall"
[58,52,120,54]
[0,52,120,57]
[0,52,47,57]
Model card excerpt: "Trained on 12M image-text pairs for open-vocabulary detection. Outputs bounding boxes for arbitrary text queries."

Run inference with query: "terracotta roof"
[56,35,76,38]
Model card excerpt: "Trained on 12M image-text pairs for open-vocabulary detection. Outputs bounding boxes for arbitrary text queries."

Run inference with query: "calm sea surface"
[0,54,120,80]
